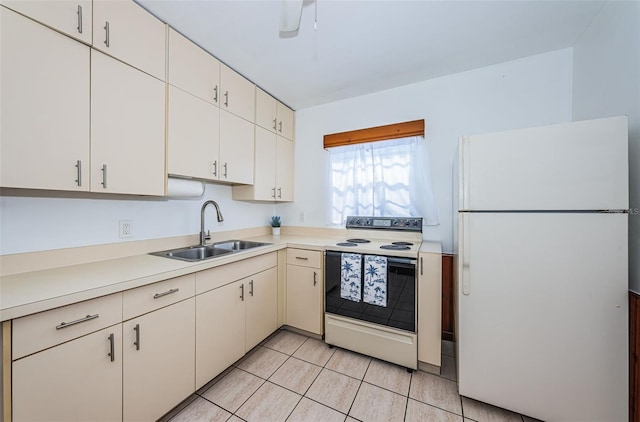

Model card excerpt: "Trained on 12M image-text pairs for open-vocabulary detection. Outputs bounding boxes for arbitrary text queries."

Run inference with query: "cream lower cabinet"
[195,253,278,389]
[286,249,323,335]
[91,49,166,196]
[232,128,293,201]
[417,249,442,368]
[123,298,195,422]
[0,7,90,191]
[12,327,123,422]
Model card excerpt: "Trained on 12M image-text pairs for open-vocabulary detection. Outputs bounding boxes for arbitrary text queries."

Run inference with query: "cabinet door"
[93,0,166,80]
[253,126,277,200]
[168,86,220,181]
[277,102,294,140]
[1,0,92,44]
[245,267,278,351]
[219,110,255,184]
[12,326,122,422]
[276,136,294,202]
[0,8,90,191]
[195,280,245,389]
[168,28,220,106]
[91,50,166,195]
[417,252,442,367]
[123,298,195,422]
[220,64,255,122]
[286,265,323,335]
[255,87,277,133]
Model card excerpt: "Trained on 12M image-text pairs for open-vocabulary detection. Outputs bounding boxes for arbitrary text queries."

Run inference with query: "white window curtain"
[329,136,439,226]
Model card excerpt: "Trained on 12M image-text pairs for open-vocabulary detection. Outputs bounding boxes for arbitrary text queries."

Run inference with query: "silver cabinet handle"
[295,256,309,260]
[75,160,82,186]
[271,187,276,199]
[223,162,228,178]
[420,257,423,276]
[77,5,83,34]
[278,121,283,133]
[224,91,229,107]
[249,280,254,296]
[56,313,99,330]
[108,333,115,362]
[104,21,110,47]
[273,118,277,131]
[240,284,244,301]
[213,160,217,177]
[153,288,179,299]
[101,164,107,189]
[313,271,317,286]
[213,86,218,103]
[277,187,282,199]
[133,324,140,350]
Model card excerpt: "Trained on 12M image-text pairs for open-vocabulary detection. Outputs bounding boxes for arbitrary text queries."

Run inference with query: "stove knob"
[413,220,419,227]
[356,219,361,225]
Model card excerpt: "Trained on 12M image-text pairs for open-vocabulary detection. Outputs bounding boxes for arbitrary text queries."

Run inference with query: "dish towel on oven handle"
[364,255,387,307]
[340,253,362,302]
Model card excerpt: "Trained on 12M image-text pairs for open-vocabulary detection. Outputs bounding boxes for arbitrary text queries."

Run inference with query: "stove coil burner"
[337,242,358,247]
[391,241,414,246]
[380,244,411,251]
[346,238,371,243]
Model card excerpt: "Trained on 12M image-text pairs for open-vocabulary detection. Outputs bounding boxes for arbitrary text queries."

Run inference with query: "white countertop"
[0,233,441,321]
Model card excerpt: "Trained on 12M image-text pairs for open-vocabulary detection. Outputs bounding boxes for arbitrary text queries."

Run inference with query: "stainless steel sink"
[212,240,271,251]
[150,240,271,262]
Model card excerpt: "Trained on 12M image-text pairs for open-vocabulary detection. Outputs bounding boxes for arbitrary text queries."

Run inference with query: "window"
[328,136,439,226]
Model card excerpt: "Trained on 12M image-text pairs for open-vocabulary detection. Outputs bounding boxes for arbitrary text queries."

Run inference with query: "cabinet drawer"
[287,249,321,268]
[12,293,123,360]
[196,252,277,295]
[123,273,195,320]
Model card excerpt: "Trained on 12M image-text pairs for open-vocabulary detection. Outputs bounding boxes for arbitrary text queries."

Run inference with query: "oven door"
[324,251,416,332]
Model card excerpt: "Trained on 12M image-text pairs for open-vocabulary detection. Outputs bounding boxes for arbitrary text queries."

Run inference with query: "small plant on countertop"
[269,216,282,227]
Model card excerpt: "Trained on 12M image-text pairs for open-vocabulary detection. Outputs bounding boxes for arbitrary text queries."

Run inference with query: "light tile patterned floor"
[162,329,542,422]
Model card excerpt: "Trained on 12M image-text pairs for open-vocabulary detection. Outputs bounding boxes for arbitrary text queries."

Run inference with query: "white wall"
[572,0,640,290]
[0,183,275,255]
[278,49,574,253]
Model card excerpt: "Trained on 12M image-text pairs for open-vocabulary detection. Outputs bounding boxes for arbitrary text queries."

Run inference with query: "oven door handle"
[386,257,417,265]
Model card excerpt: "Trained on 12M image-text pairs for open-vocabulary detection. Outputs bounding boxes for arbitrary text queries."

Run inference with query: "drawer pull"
[108,333,115,362]
[153,288,179,299]
[295,256,309,260]
[56,313,99,330]
[133,323,141,350]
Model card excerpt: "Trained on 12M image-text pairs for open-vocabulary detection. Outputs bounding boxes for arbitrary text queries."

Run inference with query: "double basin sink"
[151,240,271,262]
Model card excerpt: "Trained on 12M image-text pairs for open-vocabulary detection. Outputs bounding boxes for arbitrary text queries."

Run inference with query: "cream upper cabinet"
[245,267,278,351]
[219,110,255,184]
[195,279,245,389]
[276,136,294,201]
[167,86,220,181]
[232,129,293,201]
[123,298,195,422]
[1,0,92,44]
[286,249,323,335]
[220,64,255,122]
[91,50,166,196]
[255,88,294,140]
[276,102,294,140]
[168,28,220,106]
[92,0,166,81]
[0,7,90,191]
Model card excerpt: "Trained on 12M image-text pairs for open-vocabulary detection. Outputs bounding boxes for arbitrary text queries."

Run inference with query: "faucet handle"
[205,230,211,241]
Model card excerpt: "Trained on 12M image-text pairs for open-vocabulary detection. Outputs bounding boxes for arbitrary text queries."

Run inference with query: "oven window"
[325,252,416,332]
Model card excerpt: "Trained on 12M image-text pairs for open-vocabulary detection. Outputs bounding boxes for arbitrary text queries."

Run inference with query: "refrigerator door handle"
[462,213,471,295]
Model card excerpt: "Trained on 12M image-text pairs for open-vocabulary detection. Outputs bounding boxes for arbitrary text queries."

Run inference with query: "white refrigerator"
[454,116,629,421]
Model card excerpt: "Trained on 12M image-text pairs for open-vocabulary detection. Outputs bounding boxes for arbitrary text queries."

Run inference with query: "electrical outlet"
[299,211,305,223]
[119,220,133,238]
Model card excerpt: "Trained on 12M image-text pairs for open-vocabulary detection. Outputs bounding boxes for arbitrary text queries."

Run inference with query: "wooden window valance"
[323,119,424,149]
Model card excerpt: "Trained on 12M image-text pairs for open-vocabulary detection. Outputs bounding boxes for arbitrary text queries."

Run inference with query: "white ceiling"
[138,0,608,110]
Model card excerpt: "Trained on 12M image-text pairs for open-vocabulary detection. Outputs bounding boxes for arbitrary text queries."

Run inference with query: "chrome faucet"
[200,200,224,246]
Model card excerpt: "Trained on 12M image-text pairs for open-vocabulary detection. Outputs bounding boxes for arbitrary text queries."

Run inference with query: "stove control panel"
[345,216,423,232]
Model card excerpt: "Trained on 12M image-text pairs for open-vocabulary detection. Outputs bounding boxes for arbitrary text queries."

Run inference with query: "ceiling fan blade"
[279,0,304,33]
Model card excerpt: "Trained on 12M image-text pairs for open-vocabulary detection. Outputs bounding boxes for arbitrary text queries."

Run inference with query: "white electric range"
[324,216,423,370]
